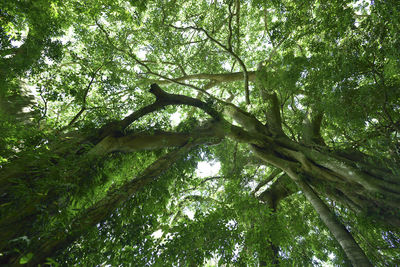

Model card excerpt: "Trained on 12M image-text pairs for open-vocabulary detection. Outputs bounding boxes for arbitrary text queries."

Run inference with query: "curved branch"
[96,84,223,140]
[149,71,256,85]
[257,174,296,211]
[253,168,282,195]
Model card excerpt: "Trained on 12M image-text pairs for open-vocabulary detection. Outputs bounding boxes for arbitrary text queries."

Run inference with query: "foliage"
[1,0,400,266]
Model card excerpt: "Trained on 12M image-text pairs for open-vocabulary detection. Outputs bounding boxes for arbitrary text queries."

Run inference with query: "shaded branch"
[302,110,325,146]
[149,71,256,85]
[253,168,282,195]
[262,91,284,136]
[223,101,270,135]
[257,174,296,211]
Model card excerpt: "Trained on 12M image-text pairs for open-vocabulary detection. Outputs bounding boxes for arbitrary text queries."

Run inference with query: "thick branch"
[253,168,282,195]
[90,127,223,156]
[302,111,325,146]
[149,71,256,85]
[258,174,296,211]
[223,101,270,135]
[255,69,284,135]
[97,84,223,140]
[148,83,221,120]
[263,91,284,135]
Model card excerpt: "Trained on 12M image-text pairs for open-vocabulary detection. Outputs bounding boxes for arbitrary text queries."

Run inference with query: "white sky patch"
[136,48,147,60]
[151,229,163,239]
[60,27,77,45]
[10,40,24,48]
[222,61,231,71]
[293,94,305,111]
[350,0,371,15]
[196,161,221,178]
[248,180,259,191]
[170,111,183,127]
[183,207,195,220]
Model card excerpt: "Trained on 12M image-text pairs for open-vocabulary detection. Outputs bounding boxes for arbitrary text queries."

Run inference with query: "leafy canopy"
[1,0,400,266]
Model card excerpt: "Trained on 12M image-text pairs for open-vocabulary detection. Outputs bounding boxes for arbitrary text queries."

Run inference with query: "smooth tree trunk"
[289,172,372,267]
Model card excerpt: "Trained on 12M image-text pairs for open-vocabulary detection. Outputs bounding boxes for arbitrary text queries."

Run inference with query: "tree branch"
[90,125,224,156]
[253,168,282,195]
[235,0,241,50]
[67,64,104,127]
[287,171,372,267]
[263,91,284,135]
[302,110,325,146]
[169,24,251,104]
[227,1,234,51]
[257,174,296,211]
[148,71,256,85]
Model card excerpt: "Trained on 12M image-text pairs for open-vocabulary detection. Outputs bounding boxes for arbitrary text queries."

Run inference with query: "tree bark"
[249,144,379,266]
[289,173,372,267]
[2,84,399,265]
[149,71,256,85]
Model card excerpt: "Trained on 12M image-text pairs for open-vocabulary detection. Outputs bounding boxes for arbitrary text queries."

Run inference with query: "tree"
[1,0,400,265]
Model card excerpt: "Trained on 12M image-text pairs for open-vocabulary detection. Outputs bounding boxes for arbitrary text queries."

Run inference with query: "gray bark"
[289,173,372,267]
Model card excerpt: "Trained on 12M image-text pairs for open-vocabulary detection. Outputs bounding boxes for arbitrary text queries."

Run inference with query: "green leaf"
[19,252,34,264]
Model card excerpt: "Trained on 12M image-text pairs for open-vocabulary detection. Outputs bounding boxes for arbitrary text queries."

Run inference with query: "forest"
[1,0,400,266]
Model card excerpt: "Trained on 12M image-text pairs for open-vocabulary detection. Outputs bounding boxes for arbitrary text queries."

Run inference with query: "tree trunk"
[249,137,400,229]
[289,173,372,267]
[249,143,381,266]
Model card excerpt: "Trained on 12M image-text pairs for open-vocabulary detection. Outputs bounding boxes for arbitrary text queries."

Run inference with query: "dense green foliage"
[1,0,400,266]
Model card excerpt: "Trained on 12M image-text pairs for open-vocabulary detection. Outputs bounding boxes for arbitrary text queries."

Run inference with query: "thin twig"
[169,24,251,104]
[67,64,105,127]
